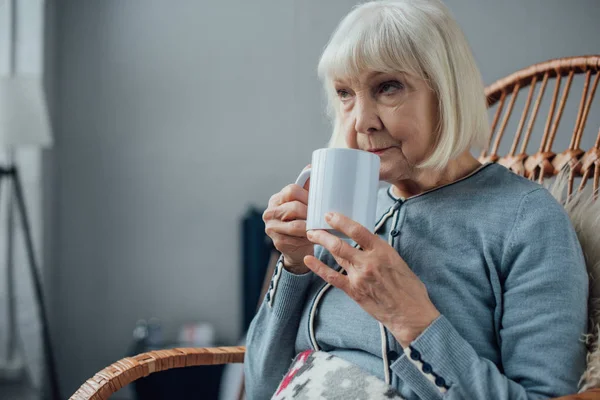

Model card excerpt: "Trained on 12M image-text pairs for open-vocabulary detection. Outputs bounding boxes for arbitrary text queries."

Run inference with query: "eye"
[336,89,352,100]
[378,80,404,94]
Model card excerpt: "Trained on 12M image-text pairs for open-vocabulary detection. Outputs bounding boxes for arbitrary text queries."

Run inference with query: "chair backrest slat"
[576,72,600,149]
[521,72,549,155]
[510,76,537,157]
[492,84,520,156]
[571,70,593,150]
[540,74,562,153]
[546,70,574,152]
[483,91,506,159]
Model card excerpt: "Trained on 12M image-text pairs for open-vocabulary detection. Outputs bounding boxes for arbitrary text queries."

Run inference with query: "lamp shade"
[0,76,53,149]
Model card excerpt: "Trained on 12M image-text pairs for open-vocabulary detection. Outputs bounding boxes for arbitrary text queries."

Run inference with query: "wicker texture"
[481,55,600,198]
[553,389,600,400]
[69,347,245,400]
[71,56,600,399]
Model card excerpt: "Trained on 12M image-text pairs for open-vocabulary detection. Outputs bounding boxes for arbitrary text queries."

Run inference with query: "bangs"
[317,5,426,83]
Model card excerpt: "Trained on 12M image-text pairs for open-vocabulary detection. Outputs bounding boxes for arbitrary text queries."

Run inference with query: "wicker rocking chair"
[71,55,600,400]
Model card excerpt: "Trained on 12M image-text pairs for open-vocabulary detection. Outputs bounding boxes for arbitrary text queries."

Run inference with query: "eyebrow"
[333,71,405,86]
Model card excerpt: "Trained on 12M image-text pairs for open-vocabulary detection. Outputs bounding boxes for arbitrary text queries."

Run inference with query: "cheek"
[384,108,435,161]
[383,107,420,143]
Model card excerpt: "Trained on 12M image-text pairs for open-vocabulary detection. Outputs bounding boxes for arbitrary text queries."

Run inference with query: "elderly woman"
[244,1,588,399]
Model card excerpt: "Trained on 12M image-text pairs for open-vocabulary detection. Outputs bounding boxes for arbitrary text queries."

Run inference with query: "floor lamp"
[0,76,60,399]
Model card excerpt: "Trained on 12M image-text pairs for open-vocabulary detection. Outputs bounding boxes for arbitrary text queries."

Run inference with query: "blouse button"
[410,349,421,361]
[421,362,433,374]
[387,350,399,362]
[435,376,447,388]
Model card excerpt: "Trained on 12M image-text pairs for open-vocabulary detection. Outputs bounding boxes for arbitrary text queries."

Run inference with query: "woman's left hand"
[304,212,440,348]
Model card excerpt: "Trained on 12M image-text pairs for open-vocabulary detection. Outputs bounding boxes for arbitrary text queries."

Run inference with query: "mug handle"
[295,166,311,188]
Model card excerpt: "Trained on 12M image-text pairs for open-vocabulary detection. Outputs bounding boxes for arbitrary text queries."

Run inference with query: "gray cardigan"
[244,163,588,399]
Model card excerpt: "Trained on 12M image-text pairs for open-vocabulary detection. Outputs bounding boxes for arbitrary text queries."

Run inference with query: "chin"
[379,161,410,184]
[378,165,396,183]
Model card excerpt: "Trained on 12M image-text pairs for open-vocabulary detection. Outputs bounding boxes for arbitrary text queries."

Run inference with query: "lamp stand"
[0,165,60,400]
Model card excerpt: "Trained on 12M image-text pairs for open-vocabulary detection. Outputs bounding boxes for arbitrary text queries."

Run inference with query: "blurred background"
[0,0,599,399]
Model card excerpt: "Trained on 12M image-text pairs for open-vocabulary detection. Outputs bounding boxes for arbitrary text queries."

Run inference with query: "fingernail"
[307,230,314,238]
[325,212,335,221]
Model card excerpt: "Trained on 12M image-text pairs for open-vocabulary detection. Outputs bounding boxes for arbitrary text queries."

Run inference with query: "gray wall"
[51,0,600,396]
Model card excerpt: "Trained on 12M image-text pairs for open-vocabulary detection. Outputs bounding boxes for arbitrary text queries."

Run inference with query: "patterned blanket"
[271,350,404,400]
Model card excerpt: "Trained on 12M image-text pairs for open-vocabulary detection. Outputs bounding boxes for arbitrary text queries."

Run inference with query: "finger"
[322,248,352,271]
[267,192,281,209]
[304,255,349,292]
[271,201,307,222]
[270,232,312,253]
[303,178,311,191]
[265,220,307,238]
[281,184,309,204]
[264,201,305,222]
[269,184,309,208]
[306,230,360,264]
[325,212,376,250]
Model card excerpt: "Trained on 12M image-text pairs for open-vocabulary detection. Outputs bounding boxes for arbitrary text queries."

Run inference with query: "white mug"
[295,148,380,239]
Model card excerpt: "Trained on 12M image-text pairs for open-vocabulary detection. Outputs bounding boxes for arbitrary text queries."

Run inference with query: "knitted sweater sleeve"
[244,247,321,399]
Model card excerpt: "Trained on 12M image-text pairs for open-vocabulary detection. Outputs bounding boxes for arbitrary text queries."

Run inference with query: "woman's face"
[333,71,439,182]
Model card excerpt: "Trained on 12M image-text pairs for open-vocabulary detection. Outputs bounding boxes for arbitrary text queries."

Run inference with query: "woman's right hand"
[263,175,312,274]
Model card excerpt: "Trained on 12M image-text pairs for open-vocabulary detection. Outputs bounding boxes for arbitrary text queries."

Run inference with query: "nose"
[354,95,382,135]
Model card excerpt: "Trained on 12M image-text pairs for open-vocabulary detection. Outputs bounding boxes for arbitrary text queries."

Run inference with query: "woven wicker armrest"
[553,389,600,399]
[70,346,245,400]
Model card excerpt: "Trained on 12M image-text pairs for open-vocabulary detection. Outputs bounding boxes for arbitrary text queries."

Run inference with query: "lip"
[367,147,392,155]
